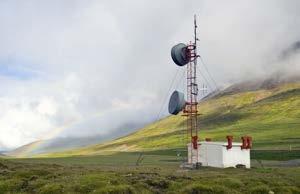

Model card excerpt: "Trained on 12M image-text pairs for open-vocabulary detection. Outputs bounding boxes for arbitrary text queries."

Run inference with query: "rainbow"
[15,110,112,158]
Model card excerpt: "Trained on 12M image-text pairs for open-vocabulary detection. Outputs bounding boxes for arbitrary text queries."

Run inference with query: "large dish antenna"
[168,90,186,115]
[171,43,190,66]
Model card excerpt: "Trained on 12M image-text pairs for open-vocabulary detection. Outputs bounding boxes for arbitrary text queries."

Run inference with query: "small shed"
[188,141,250,168]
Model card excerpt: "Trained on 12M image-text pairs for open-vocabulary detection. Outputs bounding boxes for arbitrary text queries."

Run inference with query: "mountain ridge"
[9,76,300,158]
[41,80,300,157]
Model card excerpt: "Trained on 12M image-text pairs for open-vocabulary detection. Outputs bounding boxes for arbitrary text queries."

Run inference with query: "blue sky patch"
[0,59,39,80]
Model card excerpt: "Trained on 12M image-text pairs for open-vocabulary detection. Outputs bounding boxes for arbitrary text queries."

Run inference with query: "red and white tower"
[169,15,200,164]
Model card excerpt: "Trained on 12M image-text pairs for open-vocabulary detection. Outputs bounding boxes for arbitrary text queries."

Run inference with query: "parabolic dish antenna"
[171,43,189,66]
[168,90,186,115]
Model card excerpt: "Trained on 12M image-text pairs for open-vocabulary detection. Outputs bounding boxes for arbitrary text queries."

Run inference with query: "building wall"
[222,146,250,168]
[199,143,223,167]
[187,142,250,168]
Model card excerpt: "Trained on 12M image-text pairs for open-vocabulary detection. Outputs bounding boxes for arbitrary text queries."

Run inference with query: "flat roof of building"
[198,141,242,146]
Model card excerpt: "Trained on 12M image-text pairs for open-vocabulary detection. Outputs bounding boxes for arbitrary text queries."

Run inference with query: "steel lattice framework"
[183,15,199,163]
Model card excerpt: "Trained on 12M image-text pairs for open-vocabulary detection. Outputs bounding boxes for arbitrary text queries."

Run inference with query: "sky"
[0,0,299,150]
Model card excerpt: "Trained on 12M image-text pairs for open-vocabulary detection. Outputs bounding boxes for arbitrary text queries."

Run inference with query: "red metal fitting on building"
[241,136,252,149]
[241,136,247,149]
[192,136,198,149]
[205,138,212,142]
[246,136,252,149]
[226,136,233,150]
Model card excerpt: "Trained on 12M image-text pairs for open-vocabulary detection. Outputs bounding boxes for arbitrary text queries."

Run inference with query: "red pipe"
[192,136,198,149]
[241,136,247,149]
[226,136,233,150]
[246,136,252,149]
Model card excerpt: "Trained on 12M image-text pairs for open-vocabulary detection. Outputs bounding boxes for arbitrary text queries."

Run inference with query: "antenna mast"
[169,15,200,165]
[184,15,199,164]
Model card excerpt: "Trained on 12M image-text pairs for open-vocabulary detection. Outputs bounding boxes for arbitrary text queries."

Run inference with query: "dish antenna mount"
[168,90,186,115]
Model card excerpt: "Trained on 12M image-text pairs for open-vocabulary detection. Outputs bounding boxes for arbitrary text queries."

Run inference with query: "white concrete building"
[188,141,251,168]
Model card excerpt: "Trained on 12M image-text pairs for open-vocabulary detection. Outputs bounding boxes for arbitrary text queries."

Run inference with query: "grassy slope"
[8,141,42,157]
[45,83,300,157]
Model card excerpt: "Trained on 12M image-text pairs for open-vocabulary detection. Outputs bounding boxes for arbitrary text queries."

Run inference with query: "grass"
[1,152,300,194]
[40,82,300,157]
[251,150,300,161]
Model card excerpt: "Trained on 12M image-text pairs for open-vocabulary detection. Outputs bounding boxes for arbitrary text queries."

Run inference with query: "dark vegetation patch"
[255,88,300,104]
[0,162,8,169]
[251,150,300,161]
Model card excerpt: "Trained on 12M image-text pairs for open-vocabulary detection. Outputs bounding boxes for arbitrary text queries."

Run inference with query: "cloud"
[0,0,299,149]
[280,40,300,60]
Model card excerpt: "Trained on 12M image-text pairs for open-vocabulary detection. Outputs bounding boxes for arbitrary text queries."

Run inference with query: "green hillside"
[43,82,300,157]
